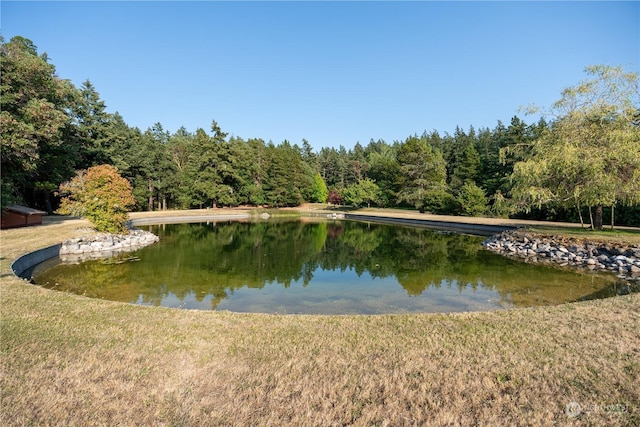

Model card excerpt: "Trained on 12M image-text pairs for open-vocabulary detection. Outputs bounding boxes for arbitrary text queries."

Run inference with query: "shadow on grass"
[42,215,81,225]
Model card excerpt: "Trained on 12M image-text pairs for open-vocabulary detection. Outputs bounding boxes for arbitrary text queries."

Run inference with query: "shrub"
[457,182,488,217]
[423,189,460,215]
[327,190,343,206]
[58,165,135,233]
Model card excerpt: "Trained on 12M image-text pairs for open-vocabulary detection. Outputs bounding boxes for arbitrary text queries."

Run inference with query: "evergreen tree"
[73,80,112,167]
[104,113,141,173]
[347,142,368,183]
[318,147,339,188]
[167,127,196,209]
[475,124,501,194]
[246,137,269,206]
[457,181,488,217]
[264,142,297,207]
[450,141,481,192]
[396,136,447,212]
[185,122,237,208]
[300,138,318,172]
[366,141,401,207]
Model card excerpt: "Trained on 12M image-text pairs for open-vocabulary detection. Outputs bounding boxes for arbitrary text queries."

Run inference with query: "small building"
[1,205,47,229]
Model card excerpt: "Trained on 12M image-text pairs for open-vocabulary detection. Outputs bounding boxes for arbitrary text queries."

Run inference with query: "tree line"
[2,36,638,227]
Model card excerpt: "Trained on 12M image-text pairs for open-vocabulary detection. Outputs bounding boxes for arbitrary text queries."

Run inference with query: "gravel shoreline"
[483,229,640,281]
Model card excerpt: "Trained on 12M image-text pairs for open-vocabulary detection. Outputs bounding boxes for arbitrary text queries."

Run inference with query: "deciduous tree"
[311,172,329,203]
[511,65,640,229]
[342,178,380,208]
[1,36,77,209]
[58,164,135,233]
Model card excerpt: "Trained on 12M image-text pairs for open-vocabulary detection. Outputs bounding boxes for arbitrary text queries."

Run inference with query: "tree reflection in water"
[33,219,625,314]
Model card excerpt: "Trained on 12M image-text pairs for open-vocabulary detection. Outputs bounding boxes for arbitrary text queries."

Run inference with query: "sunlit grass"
[526,226,640,245]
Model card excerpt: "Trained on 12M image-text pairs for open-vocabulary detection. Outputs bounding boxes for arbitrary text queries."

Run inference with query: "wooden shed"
[1,205,47,229]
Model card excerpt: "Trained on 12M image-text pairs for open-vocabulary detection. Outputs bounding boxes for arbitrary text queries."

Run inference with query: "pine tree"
[396,136,447,211]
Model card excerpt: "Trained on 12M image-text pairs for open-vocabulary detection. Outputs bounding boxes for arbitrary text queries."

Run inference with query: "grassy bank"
[526,225,640,246]
[1,211,639,426]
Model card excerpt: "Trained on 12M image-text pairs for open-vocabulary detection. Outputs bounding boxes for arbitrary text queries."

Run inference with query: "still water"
[32,219,627,314]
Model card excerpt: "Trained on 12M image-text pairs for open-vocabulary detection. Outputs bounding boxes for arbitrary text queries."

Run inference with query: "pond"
[31,219,629,314]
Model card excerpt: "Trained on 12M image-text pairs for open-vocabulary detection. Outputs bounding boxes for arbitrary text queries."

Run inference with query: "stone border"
[11,229,161,279]
[11,244,62,278]
[11,215,250,280]
[59,229,159,263]
[483,229,640,281]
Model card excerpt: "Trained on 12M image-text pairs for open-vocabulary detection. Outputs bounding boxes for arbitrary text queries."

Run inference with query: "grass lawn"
[525,225,640,246]
[1,210,639,426]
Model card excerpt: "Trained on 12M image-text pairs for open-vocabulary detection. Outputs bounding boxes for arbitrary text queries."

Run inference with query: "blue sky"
[2,1,638,150]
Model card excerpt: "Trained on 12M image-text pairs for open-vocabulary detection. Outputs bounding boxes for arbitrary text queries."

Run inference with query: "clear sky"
[2,1,639,150]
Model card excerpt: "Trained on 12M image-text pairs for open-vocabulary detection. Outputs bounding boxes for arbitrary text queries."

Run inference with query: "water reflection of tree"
[36,220,620,309]
[144,221,328,307]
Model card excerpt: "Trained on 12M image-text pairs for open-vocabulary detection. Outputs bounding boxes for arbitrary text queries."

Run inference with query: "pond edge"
[10,212,513,280]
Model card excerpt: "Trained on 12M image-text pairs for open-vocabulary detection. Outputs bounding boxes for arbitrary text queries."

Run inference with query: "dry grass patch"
[1,214,639,426]
[526,226,640,247]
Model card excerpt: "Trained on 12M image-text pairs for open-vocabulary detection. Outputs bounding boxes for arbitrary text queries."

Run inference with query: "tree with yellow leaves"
[58,165,136,233]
